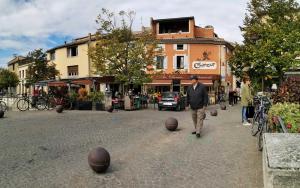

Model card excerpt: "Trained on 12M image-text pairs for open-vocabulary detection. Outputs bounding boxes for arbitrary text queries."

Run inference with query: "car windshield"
[162,92,177,98]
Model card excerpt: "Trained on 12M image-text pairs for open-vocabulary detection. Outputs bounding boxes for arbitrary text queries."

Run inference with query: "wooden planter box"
[77,101,93,110]
[95,102,105,111]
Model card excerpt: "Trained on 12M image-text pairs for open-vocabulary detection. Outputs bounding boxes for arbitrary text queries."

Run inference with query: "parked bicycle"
[45,94,72,110]
[0,94,24,111]
[17,94,47,111]
[250,95,271,151]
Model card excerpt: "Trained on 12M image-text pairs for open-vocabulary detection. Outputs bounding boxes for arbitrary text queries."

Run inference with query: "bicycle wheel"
[258,121,267,151]
[17,99,29,111]
[251,112,260,136]
[36,98,47,110]
[0,101,7,111]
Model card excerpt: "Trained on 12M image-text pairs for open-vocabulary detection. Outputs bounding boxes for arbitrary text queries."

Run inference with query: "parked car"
[158,92,186,111]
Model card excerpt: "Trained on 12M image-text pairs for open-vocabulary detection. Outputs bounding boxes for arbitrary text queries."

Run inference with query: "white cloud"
[6,0,298,66]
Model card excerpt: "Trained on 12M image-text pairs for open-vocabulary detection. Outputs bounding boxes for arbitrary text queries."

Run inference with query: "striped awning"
[48,81,67,87]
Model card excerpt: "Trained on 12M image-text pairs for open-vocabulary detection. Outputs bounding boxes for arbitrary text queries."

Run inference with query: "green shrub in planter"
[68,91,79,110]
[268,103,300,133]
[89,91,105,111]
[77,88,93,110]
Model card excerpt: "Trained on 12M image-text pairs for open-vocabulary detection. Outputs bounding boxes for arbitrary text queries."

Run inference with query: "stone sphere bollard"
[210,109,218,116]
[55,105,64,113]
[165,117,178,131]
[0,110,4,118]
[220,104,226,110]
[88,147,110,173]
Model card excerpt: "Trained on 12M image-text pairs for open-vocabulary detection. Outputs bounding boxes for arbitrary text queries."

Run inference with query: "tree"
[26,49,59,85]
[0,68,19,93]
[88,9,158,90]
[229,0,300,90]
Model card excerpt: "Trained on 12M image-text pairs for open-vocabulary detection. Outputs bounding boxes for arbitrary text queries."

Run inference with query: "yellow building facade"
[7,56,31,95]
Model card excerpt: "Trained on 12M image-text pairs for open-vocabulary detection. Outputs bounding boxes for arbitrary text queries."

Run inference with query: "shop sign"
[192,61,217,70]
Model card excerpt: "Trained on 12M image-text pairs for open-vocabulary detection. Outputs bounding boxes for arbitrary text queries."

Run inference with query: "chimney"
[89,33,92,41]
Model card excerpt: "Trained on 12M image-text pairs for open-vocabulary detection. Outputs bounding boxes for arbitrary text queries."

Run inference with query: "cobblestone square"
[0,105,263,188]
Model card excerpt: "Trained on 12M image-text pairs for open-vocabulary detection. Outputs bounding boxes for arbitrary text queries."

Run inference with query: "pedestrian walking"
[228,83,234,106]
[187,75,209,138]
[241,76,252,126]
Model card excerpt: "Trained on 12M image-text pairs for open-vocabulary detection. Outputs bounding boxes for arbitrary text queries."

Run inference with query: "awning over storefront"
[181,79,213,86]
[48,81,67,87]
[146,79,172,86]
[71,79,92,85]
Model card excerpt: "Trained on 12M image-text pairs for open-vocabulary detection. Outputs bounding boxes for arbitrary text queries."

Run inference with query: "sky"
[0,0,252,67]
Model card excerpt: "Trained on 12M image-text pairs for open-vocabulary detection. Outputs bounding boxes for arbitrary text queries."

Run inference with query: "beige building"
[46,34,113,92]
[7,56,31,95]
[47,34,95,79]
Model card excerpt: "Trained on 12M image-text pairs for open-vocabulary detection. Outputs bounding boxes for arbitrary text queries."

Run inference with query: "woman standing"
[241,77,252,126]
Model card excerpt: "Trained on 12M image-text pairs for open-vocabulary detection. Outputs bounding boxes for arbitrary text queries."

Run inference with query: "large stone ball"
[210,109,218,116]
[0,110,4,118]
[88,147,110,173]
[220,104,226,110]
[55,105,64,113]
[165,117,178,131]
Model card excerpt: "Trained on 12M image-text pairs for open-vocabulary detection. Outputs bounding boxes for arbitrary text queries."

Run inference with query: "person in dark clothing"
[186,75,209,138]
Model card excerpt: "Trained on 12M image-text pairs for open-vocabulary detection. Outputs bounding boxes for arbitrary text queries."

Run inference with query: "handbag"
[246,106,255,119]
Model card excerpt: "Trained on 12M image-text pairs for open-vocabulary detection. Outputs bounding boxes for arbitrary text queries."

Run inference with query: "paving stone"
[0,105,263,188]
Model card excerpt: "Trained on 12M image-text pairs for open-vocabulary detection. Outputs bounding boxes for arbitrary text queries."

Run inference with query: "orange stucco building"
[145,16,234,97]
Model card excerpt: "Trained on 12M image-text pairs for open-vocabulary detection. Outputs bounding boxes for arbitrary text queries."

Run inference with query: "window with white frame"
[177,44,184,50]
[176,56,184,69]
[68,65,78,76]
[67,46,78,57]
[156,56,164,69]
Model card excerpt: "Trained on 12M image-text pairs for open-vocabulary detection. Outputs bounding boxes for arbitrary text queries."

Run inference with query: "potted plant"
[68,90,78,110]
[77,88,93,110]
[268,103,300,133]
[90,91,105,111]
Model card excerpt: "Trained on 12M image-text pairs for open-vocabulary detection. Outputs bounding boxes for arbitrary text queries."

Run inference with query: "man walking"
[187,75,209,138]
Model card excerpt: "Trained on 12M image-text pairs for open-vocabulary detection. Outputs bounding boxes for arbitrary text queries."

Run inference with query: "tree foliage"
[229,0,300,85]
[88,9,158,87]
[0,68,19,89]
[26,49,59,85]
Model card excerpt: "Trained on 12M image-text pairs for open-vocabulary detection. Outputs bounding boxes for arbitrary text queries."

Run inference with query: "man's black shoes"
[196,133,201,138]
[192,131,196,134]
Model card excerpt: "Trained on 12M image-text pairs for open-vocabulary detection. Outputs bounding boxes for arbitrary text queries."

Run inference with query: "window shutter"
[163,56,167,69]
[173,44,177,50]
[173,56,176,69]
[184,55,189,70]
[184,44,187,50]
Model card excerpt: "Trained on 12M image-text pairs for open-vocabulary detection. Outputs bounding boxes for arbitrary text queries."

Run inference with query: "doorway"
[172,79,180,92]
